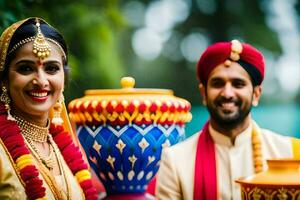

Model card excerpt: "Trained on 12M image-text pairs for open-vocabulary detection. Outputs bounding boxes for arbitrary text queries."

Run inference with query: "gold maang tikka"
[32,20,51,60]
[8,18,67,60]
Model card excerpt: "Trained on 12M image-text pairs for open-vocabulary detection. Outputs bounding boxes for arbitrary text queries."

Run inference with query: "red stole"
[194,122,217,200]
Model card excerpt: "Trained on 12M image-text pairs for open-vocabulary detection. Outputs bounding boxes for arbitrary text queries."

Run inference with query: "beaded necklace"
[13,114,56,170]
[252,124,263,173]
[26,138,55,170]
[13,114,49,143]
[24,135,71,200]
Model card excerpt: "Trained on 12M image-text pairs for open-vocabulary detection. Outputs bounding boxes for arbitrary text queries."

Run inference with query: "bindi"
[36,59,44,66]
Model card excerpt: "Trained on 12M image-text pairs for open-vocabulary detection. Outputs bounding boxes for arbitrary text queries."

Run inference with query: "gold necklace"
[26,138,55,170]
[14,115,50,143]
[13,112,71,199]
[24,135,71,200]
[48,134,71,200]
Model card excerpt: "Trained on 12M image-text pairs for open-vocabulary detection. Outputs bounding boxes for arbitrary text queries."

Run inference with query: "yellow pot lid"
[85,77,173,96]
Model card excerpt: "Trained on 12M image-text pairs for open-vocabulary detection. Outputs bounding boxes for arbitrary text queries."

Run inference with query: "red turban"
[197,40,265,86]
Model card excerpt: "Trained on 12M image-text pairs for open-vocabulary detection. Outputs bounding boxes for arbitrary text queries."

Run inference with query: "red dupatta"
[193,121,218,200]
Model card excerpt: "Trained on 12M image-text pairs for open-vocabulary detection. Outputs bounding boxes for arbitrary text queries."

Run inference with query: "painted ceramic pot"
[236,159,300,200]
[68,77,192,199]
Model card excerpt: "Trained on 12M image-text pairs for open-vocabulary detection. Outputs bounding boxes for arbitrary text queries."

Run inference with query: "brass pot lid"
[85,77,173,96]
[236,159,300,186]
[69,77,192,126]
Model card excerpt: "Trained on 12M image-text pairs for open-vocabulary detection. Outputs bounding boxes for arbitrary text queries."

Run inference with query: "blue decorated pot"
[69,77,192,199]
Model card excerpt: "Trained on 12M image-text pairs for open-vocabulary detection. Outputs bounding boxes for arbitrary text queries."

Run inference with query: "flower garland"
[0,104,97,200]
[50,124,97,199]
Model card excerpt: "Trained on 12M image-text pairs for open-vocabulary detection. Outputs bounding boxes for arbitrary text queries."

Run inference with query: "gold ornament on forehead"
[32,21,51,60]
[0,18,67,72]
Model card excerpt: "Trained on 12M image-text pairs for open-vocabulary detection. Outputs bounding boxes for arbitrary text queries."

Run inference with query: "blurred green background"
[1,0,299,137]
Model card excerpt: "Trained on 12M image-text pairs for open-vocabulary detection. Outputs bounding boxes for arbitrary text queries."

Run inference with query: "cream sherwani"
[155,121,295,200]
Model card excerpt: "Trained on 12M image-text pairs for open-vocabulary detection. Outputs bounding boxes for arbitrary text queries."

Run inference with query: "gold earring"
[51,93,64,126]
[0,86,15,121]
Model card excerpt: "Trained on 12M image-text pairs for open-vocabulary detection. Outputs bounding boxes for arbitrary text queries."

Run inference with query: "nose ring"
[32,79,38,84]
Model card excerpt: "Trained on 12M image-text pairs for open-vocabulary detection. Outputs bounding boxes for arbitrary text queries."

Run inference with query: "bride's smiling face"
[8,41,64,121]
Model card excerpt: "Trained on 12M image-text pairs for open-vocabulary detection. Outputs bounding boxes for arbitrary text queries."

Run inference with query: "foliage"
[0,0,26,31]
[1,0,299,104]
[0,0,126,102]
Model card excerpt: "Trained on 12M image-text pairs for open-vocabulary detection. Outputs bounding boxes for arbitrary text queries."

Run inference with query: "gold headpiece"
[230,39,243,61]
[32,21,51,59]
[224,39,243,67]
[8,36,66,60]
[0,17,67,71]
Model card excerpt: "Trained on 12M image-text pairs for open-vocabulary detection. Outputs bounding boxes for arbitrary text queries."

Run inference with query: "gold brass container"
[236,159,300,200]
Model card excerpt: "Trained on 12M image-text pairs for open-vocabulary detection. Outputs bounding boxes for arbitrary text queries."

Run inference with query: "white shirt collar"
[209,122,252,147]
